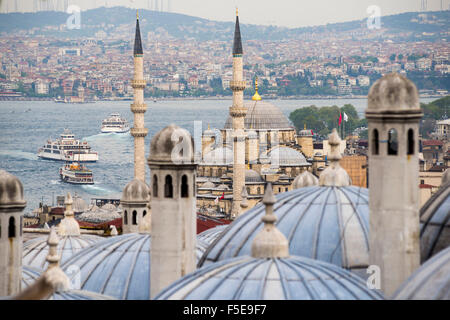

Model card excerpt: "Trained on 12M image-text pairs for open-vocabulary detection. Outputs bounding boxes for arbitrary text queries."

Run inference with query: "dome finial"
[236,7,238,17]
[252,77,262,101]
[58,192,81,236]
[304,123,307,130]
[46,227,60,268]
[240,186,249,210]
[251,183,289,259]
[136,9,139,20]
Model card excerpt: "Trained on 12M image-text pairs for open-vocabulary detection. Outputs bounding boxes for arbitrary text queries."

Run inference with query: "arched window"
[408,129,414,155]
[124,210,128,225]
[143,210,147,217]
[181,175,189,198]
[132,210,137,225]
[257,187,261,194]
[8,216,15,238]
[20,217,23,236]
[372,129,379,155]
[388,129,398,155]
[153,175,158,198]
[217,168,222,177]
[247,187,250,195]
[164,175,173,198]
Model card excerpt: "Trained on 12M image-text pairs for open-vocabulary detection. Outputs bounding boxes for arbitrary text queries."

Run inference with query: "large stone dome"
[394,246,450,300]
[202,147,233,165]
[198,186,370,277]
[224,100,292,130]
[156,255,383,300]
[266,146,310,167]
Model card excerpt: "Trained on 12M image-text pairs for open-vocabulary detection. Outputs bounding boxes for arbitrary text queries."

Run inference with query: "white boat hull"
[101,126,130,133]
[38,151,98,162]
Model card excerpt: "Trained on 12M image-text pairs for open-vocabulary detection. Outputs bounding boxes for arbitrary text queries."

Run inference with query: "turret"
[121,179,150,234]
[148,124,198,298]
[366,73,423,296]
[0,170,26,296]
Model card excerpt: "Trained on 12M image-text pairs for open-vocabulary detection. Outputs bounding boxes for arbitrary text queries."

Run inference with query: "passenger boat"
[59,162,94,185]
[101,113,130,133]
[37,129,98,162]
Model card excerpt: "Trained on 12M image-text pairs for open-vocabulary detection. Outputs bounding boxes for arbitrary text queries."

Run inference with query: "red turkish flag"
[219,192,225,201]
[338,113,342,126]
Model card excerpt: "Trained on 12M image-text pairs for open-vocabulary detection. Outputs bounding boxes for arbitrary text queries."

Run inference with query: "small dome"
[225,100,292,130]
[420,178,450,262]
[61,233,207,300]
[298,129,313,137]
[319,166,352,187]
[216,184,229,190]
[245,169,263,183]
[199,181,216,189]
[23,235,102,269]
[247,129,258,139]
[72,195,87,213]
[149,124,194,164]
[0,170,26,209]
[197,225,228,245]
[121,179,150,204]
[202,147,233,165]
[293,171,319,189]
[156,255,383,300]
[199,186,370,276]
[394,246,450,300]
[367,73,421,114]
[266,146,310,167]
[203,126,215,137]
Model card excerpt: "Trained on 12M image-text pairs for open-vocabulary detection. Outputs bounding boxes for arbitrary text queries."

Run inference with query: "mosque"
[0,11,449,301]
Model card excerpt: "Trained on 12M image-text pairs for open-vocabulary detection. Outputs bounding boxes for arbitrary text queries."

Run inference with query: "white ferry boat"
[59,162,94,185]
[101,113,130,133]
[37,129,99,162]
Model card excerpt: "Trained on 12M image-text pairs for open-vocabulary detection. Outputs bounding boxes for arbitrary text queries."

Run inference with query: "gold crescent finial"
[252,76,262,101]
[236,7,239,16]
[137,10,139,20]
[208,123,210,130]
[304,123,306,130]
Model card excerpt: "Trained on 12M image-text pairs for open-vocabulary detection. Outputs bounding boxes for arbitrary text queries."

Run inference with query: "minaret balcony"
[131,79,147,89]
[229,106,247,118]
[230,80,246,91]
[131,103,147,113]
[131,127,149,137]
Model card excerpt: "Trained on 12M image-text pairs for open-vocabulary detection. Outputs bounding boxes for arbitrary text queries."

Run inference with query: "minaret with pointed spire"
[230,8,247,218]
[131,10,148,182]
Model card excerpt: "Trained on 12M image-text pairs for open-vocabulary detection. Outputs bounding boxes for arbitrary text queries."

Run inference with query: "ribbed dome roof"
[420,179,450,263]
[149,124,194,164]
[202,147,233,165]
[121,179,150,204]
[156,255,383,300]
[199,181,216,189]
[61,233,207,300]
[394,246,450,300]
[23,235,102,270]
[199,186,370,276]
[21,266,115,300]
[267,146,310,167]
[245,169,263,183]
[197,225,228,245]
[224,100,292,130]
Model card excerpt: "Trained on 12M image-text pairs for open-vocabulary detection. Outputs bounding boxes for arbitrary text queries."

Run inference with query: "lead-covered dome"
[61,233,208,300]
[267,146,310,167]
[0,170,26,209]
[149,123,194,164]
[420,172,450,262]
[245,169,263,183]
[224,100,292,130]
[394,246,450,300]
[199,186,370,276]
[23,234,101,270]
[202,147,233,165]
[156,255,383,300]
[121,178,150,204]
[367,73,421,114]
[293,171,319,188]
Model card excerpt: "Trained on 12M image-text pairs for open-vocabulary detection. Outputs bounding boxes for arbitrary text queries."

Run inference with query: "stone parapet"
[131,127,148,137]
[131,103,147,113]
[131,79,146,89]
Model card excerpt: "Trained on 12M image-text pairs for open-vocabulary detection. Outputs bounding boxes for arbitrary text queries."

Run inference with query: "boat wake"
[0,150,37,161]
[50,180,60,185]
[81,184,116,196]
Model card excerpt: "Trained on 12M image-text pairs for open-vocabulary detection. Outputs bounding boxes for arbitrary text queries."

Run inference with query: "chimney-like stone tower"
[131,11,148,182]
[0,170,26,296]
[230,9,247,218]
[148,124,197,298]
[121,178,150,234]
[366,73,423,296]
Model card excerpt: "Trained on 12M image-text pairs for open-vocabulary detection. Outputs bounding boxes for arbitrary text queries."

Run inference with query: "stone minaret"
[230,9,247,218]
[148,124,197,298]
[0,170,26,296]
[130,11,148,182]
[366,73,423,297]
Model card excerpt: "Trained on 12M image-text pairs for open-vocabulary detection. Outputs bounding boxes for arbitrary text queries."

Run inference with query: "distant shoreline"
[0,95,444,102]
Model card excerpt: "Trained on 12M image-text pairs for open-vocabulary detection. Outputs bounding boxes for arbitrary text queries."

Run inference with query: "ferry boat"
[59,162,94,185]
[37,129,99,162]
[101,113,130,133]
